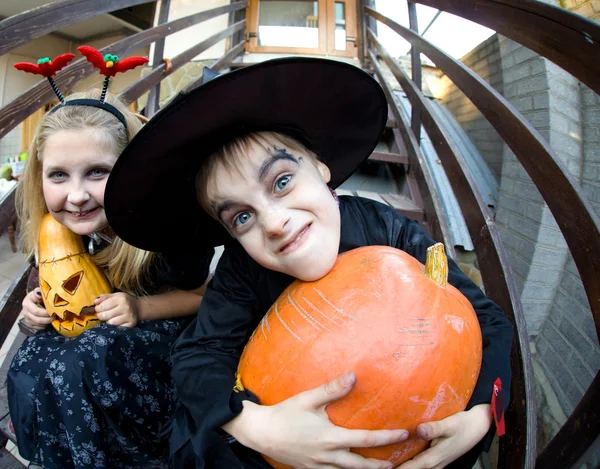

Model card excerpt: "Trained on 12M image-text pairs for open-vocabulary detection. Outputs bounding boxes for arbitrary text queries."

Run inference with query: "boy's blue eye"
[275,175,291,192]
[235,212,252,226]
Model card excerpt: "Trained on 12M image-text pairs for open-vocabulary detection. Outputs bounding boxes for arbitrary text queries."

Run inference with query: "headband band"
[50,99,128,129]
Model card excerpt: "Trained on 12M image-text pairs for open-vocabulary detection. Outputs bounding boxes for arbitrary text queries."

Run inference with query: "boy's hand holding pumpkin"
[94,292,140,328]
[396,404,492,469]
[224,372,409,469]
[22,288,53,330]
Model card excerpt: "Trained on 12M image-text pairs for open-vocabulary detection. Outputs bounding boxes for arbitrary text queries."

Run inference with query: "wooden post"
[228,0,245,52]
[408,2,421,142]
[357,0,366,67]
[145,0,171,118]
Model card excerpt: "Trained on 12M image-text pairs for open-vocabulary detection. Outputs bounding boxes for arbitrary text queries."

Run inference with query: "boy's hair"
[195,131,320,218]
[16,89,154,295]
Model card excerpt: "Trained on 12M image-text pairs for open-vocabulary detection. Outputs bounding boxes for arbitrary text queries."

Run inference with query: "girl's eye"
[275,175,291,192]
[49,171,67,180]
[234,211,252,226]
[90,168,109,177]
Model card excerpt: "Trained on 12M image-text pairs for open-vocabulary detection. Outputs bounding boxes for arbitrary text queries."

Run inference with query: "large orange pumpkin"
[236,244,482,468]
[38,214,112,338]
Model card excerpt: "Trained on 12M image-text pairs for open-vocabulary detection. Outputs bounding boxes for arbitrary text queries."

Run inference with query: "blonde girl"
[8,89,213,469]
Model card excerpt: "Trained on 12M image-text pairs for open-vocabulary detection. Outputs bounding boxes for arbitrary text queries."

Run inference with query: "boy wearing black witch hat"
[105,58,512,469]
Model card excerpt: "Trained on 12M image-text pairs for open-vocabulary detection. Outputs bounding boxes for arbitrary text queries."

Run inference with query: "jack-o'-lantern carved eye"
[54,294,69,307]
[40,278,51,299]
[62,270,84,295]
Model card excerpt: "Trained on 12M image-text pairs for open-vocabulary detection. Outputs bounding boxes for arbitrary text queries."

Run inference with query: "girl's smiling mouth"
[59,207,101,218]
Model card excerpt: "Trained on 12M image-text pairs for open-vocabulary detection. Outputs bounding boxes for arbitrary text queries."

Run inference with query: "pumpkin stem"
[233,373,245,393]
[425,243,448,287]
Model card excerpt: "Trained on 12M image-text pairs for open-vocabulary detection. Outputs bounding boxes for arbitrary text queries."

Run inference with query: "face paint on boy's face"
[209,142,341,281]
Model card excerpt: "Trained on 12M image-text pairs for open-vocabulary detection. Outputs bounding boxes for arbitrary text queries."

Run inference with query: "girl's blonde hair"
[16,89,154,295]
[195,131,319,217]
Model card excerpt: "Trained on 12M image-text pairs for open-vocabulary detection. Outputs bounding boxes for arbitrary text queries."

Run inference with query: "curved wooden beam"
[366,1,600,355]
[366,6,600,467]
[537,371,600,468]
[410,0,600,96]
[0,265,31,350]
[0,185,16,240]
[183,41,247,93]
[0,0,154,57]
[368,38,536,469]
[0,1,248,141]
[119,20,246,105]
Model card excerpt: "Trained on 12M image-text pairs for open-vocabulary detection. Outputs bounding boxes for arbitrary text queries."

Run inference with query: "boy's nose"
[262,208,289,237]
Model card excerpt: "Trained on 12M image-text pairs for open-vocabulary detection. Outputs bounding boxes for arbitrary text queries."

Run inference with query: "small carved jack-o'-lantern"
[38,214,112,337]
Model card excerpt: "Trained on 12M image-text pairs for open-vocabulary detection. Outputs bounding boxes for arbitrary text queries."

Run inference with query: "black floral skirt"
[7,319,190,469]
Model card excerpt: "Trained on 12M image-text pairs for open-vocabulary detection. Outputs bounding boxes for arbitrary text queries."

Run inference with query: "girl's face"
[207,140,341,281]
[42,128,118,236]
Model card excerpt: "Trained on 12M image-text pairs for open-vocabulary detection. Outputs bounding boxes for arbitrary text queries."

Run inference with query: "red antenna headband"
[14,46,149,129]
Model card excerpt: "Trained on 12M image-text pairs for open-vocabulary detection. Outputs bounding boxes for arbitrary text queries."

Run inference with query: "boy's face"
[207,140,341,281]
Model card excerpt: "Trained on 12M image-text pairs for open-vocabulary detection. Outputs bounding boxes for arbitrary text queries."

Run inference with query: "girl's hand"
[94,292,140,328]
[22,288,53,330]
[396,404,492,469]
[228,372,409,469]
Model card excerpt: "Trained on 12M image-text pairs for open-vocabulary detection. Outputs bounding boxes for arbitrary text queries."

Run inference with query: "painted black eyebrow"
[212,200,235,223]
[257,148,299,183]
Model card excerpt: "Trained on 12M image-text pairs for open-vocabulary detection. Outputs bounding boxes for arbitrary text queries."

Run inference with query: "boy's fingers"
[417,423,441,441]
[337,428,409,450]
[417,413,460,441]
[300,372,356,409]
[328,450,394,469]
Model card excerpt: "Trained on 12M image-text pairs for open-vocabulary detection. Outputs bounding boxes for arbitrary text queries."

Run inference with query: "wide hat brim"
[105,57,387,251]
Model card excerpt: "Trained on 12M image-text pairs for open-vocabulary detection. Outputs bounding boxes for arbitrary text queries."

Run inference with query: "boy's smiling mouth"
[279,223,312,254]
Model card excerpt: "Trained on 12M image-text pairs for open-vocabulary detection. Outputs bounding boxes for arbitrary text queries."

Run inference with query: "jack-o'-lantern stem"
[425,243,448,287]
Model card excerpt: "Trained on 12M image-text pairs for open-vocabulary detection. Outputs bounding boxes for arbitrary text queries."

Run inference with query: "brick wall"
[532,51,600,469]
[562,0,600,21]
[493,37,578,336]
[532,5,600,464]
[436,35,504,182]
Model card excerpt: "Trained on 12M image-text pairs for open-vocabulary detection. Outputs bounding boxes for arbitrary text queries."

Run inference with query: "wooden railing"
[0,0,247,349]
[361,0,600,468]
